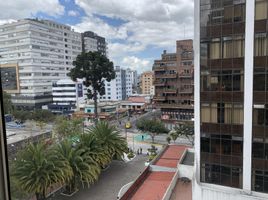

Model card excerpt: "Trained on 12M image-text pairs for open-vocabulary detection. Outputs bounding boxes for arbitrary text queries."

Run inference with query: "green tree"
[174,123,194,146]
[36,121,46,131]
[54,116,83,140]
[12,109,31,123]
[55,140,100,194]
[136,119,169,143]
[79,133,111,168]
[3,91,13,114]
[169,130,178,143]
[68,51,115,124]
[32,109,55,123]
[89,121,128,162]
[13,142,72,200]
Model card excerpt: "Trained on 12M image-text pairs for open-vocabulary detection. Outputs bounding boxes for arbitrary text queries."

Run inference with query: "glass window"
[253,142,264,158]
[210,39,221,59]
[255,0,268,20]
[255,33,267,56]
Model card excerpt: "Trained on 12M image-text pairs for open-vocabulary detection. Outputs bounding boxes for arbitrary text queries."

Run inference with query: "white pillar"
[194,0,201,186]
[243,0,255,192]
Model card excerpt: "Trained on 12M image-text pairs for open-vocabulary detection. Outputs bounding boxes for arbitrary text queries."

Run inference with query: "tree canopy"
[173,123,194,146]
[3,91,13,114]
[136,119,169,143]
[68,51,115,123]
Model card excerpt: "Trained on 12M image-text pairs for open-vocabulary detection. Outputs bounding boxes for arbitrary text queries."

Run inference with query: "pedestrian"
[137,149,140,155]
[141,135,144,141]
[140,147,143,154]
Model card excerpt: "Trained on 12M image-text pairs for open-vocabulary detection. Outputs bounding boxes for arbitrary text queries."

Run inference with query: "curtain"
[255,0,267,20]
[233,104,243,124]
[255,35,267,56]
[210,42,221,59]
[211,103,218,123]
[225,103,232,124]
[201,104,210,123]
[223,40,233,58]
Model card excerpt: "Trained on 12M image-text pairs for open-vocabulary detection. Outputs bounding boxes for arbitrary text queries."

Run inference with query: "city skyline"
[0,0,194,73]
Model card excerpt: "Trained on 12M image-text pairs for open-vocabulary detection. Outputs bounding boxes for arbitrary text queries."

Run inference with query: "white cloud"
[73,0,194,72]
[0,0,64,19]
[121,56,152,72]
[0,19,16,26]
[68,10,79,17]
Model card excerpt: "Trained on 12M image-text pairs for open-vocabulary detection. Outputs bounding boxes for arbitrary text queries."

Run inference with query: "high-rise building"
[194,0,268,199]
[131,69,138,93]
[141,71,154,95]
[153,40,194,128]
[82,31,107,56]
[99,66,135,101]
[0,19,82,109]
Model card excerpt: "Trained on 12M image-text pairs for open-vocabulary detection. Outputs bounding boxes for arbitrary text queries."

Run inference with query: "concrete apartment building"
[153,40,194,128]
[82,31,107,56]
[194,0,268,199]
[99,66,136,101]
[141,71,154,95]
[0,19,82,109]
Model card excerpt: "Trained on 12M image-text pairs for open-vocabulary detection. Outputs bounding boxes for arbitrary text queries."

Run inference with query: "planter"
[61,189,79,197]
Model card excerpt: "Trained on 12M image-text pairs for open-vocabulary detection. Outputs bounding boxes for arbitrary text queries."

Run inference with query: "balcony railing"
[179,73,193,78]
[153,80,166,86]
[153,96,166,101]
[153,66,166,71]
[163,88,177,94]
[155,73,177,79]
[155,103,193,109]
[179,88,193,94]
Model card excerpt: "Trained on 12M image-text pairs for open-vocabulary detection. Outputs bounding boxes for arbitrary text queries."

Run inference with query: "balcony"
[163,88,177,94]
[153,66,166,71]
[166,96,194,101]
[155,73,177,79]
[153,96,166,101]
[155,103,193,109]
[153,80,166,86]
[179,88,193,94]
[179,73,193,78]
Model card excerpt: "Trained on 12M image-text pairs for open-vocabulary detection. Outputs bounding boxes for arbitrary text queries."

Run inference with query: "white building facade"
[0,19,82,109]
[99,66,136,101]
[194,0,268,200]
[48,79,86,114]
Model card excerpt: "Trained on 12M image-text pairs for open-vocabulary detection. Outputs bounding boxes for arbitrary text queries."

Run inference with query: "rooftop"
[155,145,187,168]
[120,145,192,200]
[130,172,175,200]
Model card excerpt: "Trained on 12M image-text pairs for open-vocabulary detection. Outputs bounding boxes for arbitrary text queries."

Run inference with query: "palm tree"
[55,140,101,194]
[89,121,128,162]
[79,133,111,168]
[13,142,72,200]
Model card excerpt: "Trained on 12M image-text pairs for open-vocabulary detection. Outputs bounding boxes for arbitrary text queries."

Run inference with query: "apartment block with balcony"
[153,40,194,127]
[0,19,82,109]
[141,71,154,95]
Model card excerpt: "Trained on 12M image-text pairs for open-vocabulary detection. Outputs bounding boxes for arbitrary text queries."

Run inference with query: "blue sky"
[0,0,194,73]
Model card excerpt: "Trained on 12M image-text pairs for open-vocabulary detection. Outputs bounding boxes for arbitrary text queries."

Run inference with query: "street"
[53,155,147,200]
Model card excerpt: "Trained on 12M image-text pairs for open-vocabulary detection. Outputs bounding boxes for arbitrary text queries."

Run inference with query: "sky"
[0,0,194,73]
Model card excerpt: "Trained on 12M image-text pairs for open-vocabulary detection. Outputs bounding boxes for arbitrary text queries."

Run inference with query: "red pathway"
[130,172,175,200]
[155,145,187,168]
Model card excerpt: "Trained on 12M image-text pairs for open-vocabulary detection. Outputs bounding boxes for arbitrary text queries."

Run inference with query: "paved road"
[53,155,147,200]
